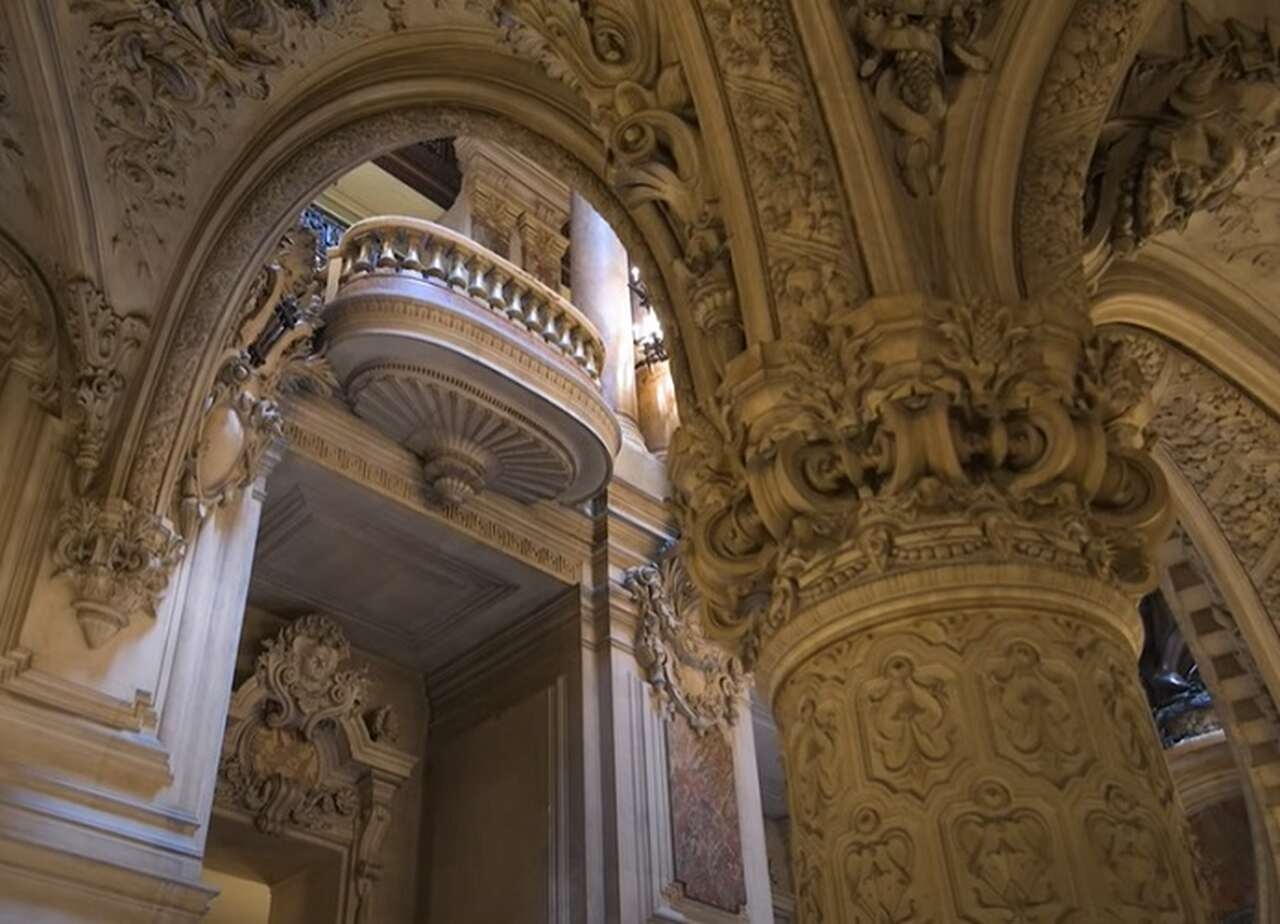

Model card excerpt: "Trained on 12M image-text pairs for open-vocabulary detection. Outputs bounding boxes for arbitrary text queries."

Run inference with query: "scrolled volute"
[671,295,1171,662]
[624,543,746,735]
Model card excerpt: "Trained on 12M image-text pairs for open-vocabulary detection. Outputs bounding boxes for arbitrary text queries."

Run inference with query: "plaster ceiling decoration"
[248,453,566,673]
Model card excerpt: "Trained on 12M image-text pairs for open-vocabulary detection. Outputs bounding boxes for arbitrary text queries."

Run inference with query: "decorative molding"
[180,223,332,537]
[216,613,417,923]
[50,496,183,648]
[623,544,745,737]
[841,1,996,196]
[63,278,148,494]
[0,29,22,167]
[1086,4,1280,272]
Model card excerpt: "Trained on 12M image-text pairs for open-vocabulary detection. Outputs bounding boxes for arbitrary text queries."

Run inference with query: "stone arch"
[115,48,704,520]
[1093,307,1280,914]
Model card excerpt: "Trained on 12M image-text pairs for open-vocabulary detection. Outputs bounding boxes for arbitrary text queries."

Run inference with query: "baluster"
[489,271,508,311]
[541,306,561,345]
[558,320,575,356]
[424,238,448,279]
[377,232,398,271]
[583,341,601,380]
[523,297,544,335]
[504,284,525,324]
[353,235,376,275]
[402,231,424,275]
[448,250,470,289]
[468,259,489,300]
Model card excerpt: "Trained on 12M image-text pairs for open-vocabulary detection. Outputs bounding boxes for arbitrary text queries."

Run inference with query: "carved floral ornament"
[1086,3,1280,269]
[669,292,1171,664]
[217,614,415,923]
[624,544,745,736]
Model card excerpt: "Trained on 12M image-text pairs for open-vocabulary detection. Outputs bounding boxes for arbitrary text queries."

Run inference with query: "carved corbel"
[1085,3,1280,272]
[624,544,746,735]
[180,225,333,538]
[62,278,148,494]
[51,496,184,648]
[843,0,996,196]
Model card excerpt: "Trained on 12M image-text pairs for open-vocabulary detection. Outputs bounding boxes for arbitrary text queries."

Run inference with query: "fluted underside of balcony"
[324,217,620,507]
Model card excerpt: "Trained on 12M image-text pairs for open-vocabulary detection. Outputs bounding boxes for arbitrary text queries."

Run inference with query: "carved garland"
[216,614,416,923]
[624,544,745,736]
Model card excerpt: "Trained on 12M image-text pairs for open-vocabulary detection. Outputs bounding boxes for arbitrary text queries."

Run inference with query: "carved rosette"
[216,614,416,922]
[180,225,333,537]
[51,496,184,648]
[624,545,745,736]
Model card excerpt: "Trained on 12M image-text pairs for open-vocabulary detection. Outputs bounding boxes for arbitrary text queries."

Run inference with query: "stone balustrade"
[330,216,604,383]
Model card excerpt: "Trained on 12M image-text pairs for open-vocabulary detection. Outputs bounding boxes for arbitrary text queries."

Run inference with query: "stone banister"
[329,215,605,383]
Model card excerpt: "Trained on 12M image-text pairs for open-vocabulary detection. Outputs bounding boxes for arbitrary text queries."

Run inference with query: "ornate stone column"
[570,193,642,441]
[671,293,1210,922]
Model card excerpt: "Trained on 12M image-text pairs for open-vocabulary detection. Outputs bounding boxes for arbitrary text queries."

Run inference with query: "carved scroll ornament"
[179,223,333,537]
[495,0,742,381]
[670,293,1170,663]
[216,614,416,923]
[1086,3,1280,268]
[624,544,745,736]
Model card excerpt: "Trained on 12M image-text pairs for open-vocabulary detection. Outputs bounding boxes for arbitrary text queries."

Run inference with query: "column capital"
[672,290,1170,663]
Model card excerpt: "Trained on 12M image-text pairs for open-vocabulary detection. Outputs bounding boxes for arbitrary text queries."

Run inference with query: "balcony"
[323,216,620,506]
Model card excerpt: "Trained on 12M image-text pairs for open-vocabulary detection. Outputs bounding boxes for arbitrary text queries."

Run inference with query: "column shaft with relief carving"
[770,565,1203,923]
[671,290,1209,922]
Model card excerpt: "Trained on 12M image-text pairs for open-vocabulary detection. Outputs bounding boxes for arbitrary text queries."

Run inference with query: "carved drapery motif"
[179,223,333,536]
[216,614,416,922]
[63,279,148,494]
[773,599,1208,923]
[623,544,745,736]
[1086,4,1280,271]
[51,496,184,648]
[842,0,996,196]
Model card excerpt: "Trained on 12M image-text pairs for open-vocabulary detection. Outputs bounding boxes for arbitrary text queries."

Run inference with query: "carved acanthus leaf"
[624,544,745,736]
[51,496,184,648]
[63,278,149,494]
[842,0,997,196]
[673,294,1170,662]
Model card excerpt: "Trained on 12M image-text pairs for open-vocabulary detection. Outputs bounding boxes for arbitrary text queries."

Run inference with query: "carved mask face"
[294,637,339,688]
